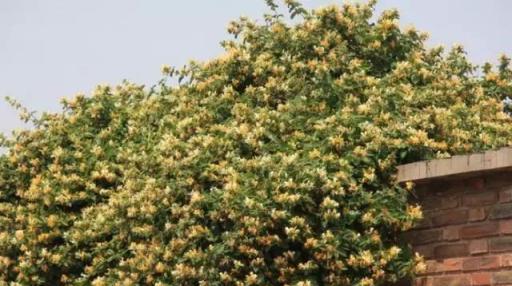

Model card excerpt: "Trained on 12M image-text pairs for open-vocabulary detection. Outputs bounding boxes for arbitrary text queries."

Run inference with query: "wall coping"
[396,147,512,183]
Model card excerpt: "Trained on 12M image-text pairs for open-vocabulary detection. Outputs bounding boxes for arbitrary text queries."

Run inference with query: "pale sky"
[1,0,511,134]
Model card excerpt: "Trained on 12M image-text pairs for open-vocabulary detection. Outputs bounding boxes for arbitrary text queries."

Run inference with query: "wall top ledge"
[396,147,512,183]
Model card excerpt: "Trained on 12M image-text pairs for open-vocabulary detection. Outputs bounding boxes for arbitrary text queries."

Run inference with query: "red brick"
[486,173,512,189]
[439,258,462,272]
[459,222,500,239]
[489,203,512,220]
[466,177,485,191]
[444,180,467,193]
[405,229,442,245]
[393,278,412,286]
[433,275,470,286]
[490,237,512,253]
[421,198,437,211]
[415,245,434,259]
[500,220,512,234]
[463,191,497,207]
[468,208,487,222]
[469,239,488,255]
[424,260,438,275]
[499,188,512,203]
[414,277,433,286]
[463,256,499,271]
[414,277,432,286]
[462,257,480,271]
[413,216,432,230]
[431,209,468,227]
[481,256,500,269]
[501,254,512,267]
[443,226,460,241]
[493,271,512,284]
[441,196,460,209]
[422,195,459,211]
[423,258,463,275]
[434,243,469,259]
[471,272,491,286]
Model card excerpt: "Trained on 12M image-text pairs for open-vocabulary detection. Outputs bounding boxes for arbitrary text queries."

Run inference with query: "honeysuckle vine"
[1,1,512,285]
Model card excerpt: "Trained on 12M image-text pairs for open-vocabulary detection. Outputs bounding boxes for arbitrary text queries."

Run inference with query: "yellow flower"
[285,227,300,240]
[485,72,499,81]
[47,214,59,228]
[160,64,171,74]
[362,212,374,225]
[309,149,321,159]
[155,262,166,273]
[414,252,426,274]
[405,181,414,191]
[380,19,397,31]
[407,204,423,221]
[91,277,107,286]
[388,246,401,258]
[15,230,24,241]
[408,129,428,145]
[360,250,374,266]
[360,277,374,286]
[363,168,376,182]
[245,272,258,285]
[321,197,339,209]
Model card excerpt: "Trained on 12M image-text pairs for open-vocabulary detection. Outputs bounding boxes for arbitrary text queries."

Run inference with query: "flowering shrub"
[2,1,512,285]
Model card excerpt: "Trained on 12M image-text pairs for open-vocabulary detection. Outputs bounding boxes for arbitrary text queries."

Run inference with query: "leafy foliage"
[1,1,512,285]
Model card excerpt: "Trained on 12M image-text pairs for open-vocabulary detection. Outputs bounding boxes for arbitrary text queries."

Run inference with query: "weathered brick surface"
[462,256,499,271]
[403,172,512,286]
[463,192,497,207]
[459,222,500,239]
[423,196,459,210]
[405,229,442,245]
[468,208,487,222]
[500,220,512,234]
[501,254,512,267]
[433,275,470,286]
[492,271,512,284]
[431,209,468,227]
[490,237,512,253]
[471,272,491,286]
[414,277,430,286]
[467,177,486,192]
[489,203,512,220]
[415,244,434,259]
[486,173,512,189]
[414,216,432,230]
[499,188,512,203]
[462,257,482,272]
[423,258,463,275]
[469,239,488,255]
[434,243,469,259]
[443,226,460,241]
[441,258,463,273]
[442,196,461,210]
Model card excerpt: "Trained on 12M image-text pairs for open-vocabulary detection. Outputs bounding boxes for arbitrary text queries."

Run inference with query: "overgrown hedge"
[1,1,512,285]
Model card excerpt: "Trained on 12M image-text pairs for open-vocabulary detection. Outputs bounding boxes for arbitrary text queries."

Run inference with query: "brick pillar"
[405,172,512,286]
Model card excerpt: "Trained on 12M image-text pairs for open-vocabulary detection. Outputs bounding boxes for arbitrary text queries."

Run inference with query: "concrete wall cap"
[396,147,512,183]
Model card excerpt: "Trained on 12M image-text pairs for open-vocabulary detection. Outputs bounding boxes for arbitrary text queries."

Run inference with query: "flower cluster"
[1,0,512,285]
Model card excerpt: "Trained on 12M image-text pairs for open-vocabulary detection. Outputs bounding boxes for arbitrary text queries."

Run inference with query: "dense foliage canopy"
[2,1,512,285]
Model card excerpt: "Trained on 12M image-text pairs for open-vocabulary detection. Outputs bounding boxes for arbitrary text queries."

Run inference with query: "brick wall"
[406,171,512,286]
